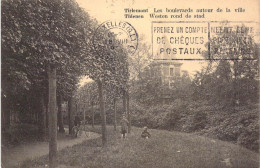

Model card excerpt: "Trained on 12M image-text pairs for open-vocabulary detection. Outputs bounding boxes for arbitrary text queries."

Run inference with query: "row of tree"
[2,0,131,167]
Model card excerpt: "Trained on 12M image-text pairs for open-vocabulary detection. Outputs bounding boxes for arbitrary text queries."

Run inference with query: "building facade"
[149,60,183,88]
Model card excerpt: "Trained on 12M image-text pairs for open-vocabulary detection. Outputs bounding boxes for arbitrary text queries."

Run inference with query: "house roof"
[150,60,183,66]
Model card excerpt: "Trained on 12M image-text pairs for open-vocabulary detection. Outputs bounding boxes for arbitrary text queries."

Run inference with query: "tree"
[57,95,65,133]
[2,0,96,167]
[193,23,259,106]
[86,24,129,145]
[128,35,152,80]
[48,65,57,167]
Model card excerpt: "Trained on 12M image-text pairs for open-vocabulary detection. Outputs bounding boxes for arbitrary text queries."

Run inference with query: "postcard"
[1,0,259,167]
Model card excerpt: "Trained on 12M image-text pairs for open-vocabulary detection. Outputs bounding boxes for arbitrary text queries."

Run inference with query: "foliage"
[2,124,40,147]
[199,104,259,151]
[2,0,129,130]
[1,0,94,127]
[130,100,259,152]
[193,23,260,106]
[128,35,152,80]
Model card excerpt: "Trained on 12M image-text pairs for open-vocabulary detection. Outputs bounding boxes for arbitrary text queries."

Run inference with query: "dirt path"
[2,129,100,168]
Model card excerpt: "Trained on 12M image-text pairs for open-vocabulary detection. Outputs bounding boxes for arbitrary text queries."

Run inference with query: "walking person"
[120,115,129,139]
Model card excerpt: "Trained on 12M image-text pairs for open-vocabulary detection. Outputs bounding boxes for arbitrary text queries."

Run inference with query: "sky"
[76,0,260,86]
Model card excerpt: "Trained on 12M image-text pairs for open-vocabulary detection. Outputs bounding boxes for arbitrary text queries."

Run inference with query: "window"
[175,67,180,76]
[170,68,174,76]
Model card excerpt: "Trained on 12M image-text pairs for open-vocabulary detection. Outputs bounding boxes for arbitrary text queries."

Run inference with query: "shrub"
[130,99,259,152]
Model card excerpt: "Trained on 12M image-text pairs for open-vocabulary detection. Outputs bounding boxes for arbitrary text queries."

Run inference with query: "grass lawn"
[20,126,259,168]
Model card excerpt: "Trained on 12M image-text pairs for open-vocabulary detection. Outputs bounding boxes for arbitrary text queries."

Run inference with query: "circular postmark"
[93,20,138,55]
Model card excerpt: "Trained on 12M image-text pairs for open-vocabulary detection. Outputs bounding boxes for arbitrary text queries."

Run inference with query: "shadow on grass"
[19,126,103,168]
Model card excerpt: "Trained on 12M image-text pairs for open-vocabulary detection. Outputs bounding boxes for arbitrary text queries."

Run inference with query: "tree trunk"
[3,109,11,131]
[113,98,117,131]
[97,80,106,146]
[91,102,94,128]
[39,94,47,139]
[57,96,65,133]
[48,65,57,168]
[83,104,86,122]
[68,98,71,134]
[68,96,75,135]
[44,91,49,136]
[31,90,38,125]
[126,92,131,133]
[123,90,127,117]
[76,103,78,114]
[46,103,49,135]
[5,110,11,129]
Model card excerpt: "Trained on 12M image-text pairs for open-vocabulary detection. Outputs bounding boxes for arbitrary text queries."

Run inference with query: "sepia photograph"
[1,0,259,167]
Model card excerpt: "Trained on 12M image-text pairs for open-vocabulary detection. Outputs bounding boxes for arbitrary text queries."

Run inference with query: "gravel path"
[2,129,100,168]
